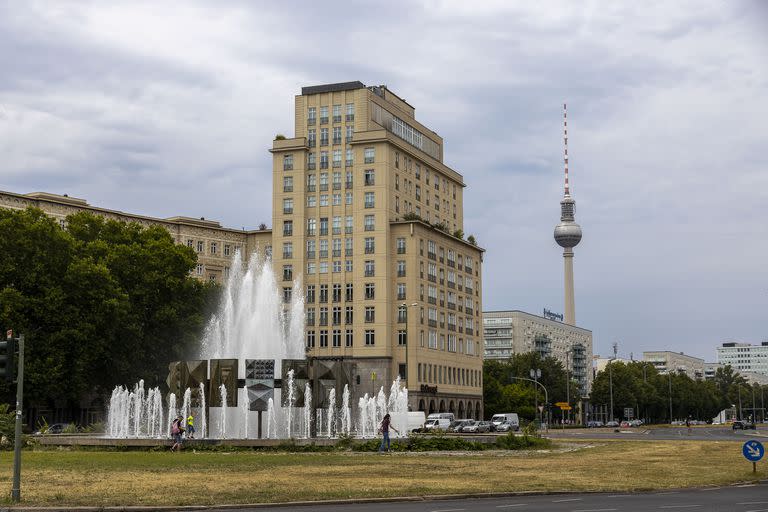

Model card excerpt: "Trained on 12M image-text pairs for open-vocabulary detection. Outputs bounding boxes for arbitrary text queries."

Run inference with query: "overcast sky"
[1,1,766,361]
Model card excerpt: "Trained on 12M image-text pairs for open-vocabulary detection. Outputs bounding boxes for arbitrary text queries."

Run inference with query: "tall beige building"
[2,81,485,419]
[271,82,484,418]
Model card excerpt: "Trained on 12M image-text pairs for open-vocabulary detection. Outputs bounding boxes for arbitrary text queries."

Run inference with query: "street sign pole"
[11,334,24,502]
[742,440,764,474]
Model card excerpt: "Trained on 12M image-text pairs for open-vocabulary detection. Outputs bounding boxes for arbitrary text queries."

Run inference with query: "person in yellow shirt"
[186,415,195,439]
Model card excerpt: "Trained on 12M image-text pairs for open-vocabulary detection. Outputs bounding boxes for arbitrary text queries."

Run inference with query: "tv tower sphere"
[554,197,582,248]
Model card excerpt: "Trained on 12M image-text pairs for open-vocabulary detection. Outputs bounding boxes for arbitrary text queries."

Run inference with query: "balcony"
[447,260,455,268]
[346,114,354,122]
[283,185,293,193]
[364,270,375,277]
[333,137,342,145]
[283,164,293,171]
[447,282,455,289]
[319,250,328,258]
[332,227,341,235]
[320,162,328,169]
[345,227,353,235]
[332,250,341,257]
[447,303,455,310]
[345,159,353,167]
[397,294,406,301]
[364,157,375,164]
[320,117,328,125]
[428,252,436,260]
[332,161,340,168]
[465,307,473,316]
[397,247,405,254]
[397,270,406,277]
[365,247,375,254]
[308,118,316,125]
[333,182,341,189]
[333,115,342,123]
[283,207,293,214]
[319,228,328,236]
[345,181,353,189]
[307,185,316,192]
[428,320,437,328]
[306,251,315,259]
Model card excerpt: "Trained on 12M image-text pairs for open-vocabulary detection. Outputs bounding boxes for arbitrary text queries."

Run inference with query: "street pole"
[566,349,571,425]
[511,375,548,432]
[608,362,614,423]
[12,334,24,502]
[752,385,756,422]
[668,370,673,424]
[738,386,743,420]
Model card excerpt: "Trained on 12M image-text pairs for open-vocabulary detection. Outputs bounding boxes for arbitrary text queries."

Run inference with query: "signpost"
[742,440,764,474]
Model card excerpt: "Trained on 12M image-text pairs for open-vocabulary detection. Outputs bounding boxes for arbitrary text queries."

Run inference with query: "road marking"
[738,484,757,488]
[659,506,701,509]
[745,509,768,512]
[739,503,768,506]
[431,509,465,512]
[655,492,680,495]
[572,509,617,512]
[699,487,722,491]
[553,498,582,502]
[496,505,527,509]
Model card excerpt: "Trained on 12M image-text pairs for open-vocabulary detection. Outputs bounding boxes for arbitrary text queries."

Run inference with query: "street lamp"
[668,369,673,424]
[400,302,419,387]
[608,342,617,422]
[530,368,542,426]
[510,374,548,431]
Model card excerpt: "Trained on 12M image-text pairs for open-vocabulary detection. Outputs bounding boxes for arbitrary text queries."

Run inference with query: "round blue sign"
[742,440,764,462]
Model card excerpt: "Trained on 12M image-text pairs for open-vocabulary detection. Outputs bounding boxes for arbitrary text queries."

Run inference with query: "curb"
[3,483,767,512]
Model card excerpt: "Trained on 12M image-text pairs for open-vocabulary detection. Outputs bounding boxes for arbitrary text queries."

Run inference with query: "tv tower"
[554,103,582,325]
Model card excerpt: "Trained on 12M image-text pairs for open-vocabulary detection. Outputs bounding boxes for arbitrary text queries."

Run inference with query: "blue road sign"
[742,440,764,462]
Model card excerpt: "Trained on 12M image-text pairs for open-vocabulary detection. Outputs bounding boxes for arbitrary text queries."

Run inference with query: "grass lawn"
[0,440,762,506]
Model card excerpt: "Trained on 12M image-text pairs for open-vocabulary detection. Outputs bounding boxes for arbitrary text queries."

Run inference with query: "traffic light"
[0,338,17,382]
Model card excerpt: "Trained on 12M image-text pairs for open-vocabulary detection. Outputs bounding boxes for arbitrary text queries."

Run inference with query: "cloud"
[0,0,766,360]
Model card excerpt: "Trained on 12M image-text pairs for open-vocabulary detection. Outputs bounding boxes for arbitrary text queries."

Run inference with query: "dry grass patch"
[0,440,762,506]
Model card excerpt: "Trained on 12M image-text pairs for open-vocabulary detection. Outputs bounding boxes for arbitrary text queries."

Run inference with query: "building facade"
[270,82,484,418]
[717,342,768,377]
[1,81,486,419]
[483,310,592,395]
[642,351,705,379]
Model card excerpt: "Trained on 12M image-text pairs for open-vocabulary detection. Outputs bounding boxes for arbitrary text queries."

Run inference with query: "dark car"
[732,420,756,430]
[447,419,473,432]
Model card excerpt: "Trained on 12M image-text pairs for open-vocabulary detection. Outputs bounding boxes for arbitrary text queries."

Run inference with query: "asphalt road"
[544,425,768,442]
[227,484,768,512]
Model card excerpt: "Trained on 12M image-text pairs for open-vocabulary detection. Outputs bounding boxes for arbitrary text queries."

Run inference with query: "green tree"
[0,208,218,412]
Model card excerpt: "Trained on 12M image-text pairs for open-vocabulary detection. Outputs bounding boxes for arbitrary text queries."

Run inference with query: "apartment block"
[642,351,705,379]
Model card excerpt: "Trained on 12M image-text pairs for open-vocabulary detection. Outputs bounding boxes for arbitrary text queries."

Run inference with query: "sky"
[1,1,766,362]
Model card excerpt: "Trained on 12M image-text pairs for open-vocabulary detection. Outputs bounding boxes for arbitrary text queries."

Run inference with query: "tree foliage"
[0,207,219,409]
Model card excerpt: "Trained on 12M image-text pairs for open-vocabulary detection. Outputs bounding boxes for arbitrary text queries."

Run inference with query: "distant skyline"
[1,1,766,361]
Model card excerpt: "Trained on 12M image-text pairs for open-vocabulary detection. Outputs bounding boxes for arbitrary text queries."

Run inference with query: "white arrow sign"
[747,443,761,457]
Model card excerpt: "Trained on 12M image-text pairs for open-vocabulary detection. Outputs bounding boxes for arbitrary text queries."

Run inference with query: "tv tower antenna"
[564,103,570,197]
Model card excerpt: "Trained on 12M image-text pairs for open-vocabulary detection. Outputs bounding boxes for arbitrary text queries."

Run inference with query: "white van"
[491,413,520,431]
[423,418,451,431]
[406,411,427,433]
[427,412,455,422]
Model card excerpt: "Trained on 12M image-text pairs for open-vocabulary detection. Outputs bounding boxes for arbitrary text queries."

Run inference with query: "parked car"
[464,421,491,433]
[587,420,604,428]
[495,421,516,432]
[733,420,756,430]
[34,423,69,435]
[629,419,644,427]
[490,413,520,432]
[448,419,474,432]
[423,418,451,431]
[605,420,620,428]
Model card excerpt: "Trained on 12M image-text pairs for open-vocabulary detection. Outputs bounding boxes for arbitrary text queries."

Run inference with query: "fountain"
[106,250,413,441]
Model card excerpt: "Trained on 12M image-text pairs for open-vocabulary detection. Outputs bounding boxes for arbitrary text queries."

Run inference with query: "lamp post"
[511,375,548,431]
[566,348,572,425]
[668,369,673,424]
[530,368,542,427]
[400,302,419,387]
[608,342,617,422]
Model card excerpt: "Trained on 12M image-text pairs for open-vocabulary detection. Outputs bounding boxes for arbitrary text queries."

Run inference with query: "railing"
[307,184,316,192]
[346,114,354,121]
[319,228,328,236]
[332,161,340,168]
[282,252,292,259]
[428,275,436,283]
[308,118,316,125]
[397,270,406,277]
[346,136,353,143]
[397,294,406,301]
[320,117,328,124]
[320,184,328,191]
[319,250,328,258]
[283,185,293,192]
[306,251,315,259]
[345,248,353,256]
[345,226,353,234]
[333,137,341,145]
[283,229,292,236]
[320,162,328,169]
[364,157,374,164]
[333,115,341,123]
[365,247,374,254]
[283,164,293,171]
[428,320,437,327]
[346,159,353,167]
[320,139,328,146]
[332,250,341,257]
[447,260,455,268]
[333,181,341,188]
[308,140,316,148]
[364,225,374,231]
[428,252,436,260]
[397,247,405,254]
[346,181,353,189]
[332,227,341,235]
[428,297,436,305]
[283,208,293,214]
[364,269,375,277]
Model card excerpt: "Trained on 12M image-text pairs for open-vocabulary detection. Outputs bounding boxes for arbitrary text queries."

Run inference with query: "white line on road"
[745,509,768,512]
[572,509,617,512]
[496,505,527,509]
[553,498,582,502]
[431,509,465,512]
[739,503,768,506]
[659,506,701,509]
[655,492,680,495]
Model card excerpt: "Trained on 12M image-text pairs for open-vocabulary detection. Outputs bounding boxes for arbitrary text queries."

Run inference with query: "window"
[395,174,399,190]
[332,193,341,206]
[307,218,317,237]
[345,283,353,301]
[307,153,316,171]
[283,264,293,281]
[320,106,328,124]
[415,185,421,201]
[364,237,375,254]
[344,237,353,257]
[283,220,293,236]
[364,147,375,163]
[345,329,353,347]
[332,104,341,123]
[332,283,341,303]
[196,263,204,275]
[320,194,329,207]
[397,260,406,277]
[364,169,375,186]
[333,149,341,168]
[346,124,353,143]
[398,330,407,346]
[224,244,231,256]
[364,191,375,208]
[282,242,293,259]
[319,284,328,303]
[346,148,353,167]
[282,287,292,303]
[197,241,204,253]
[320,151,329,169]
[283,154,293,171]
[364,260,375,277]
[364,215,375,231]
[429,330,437,349]
[365,283,375,300]
[308,107,316,125]
[306,262,316,274]
[332,126,342,145]
[333,260,341,273]
[345,305,353,324]
[319,306,328,326]
[345,259,353,272]
[306,330,315,348]
[319,239,328,258]
[283,198,293,214]
[283,176,293,192]
[365,306,375,323]
[346,103,354,121]
[332,307,341,326]
[307,195,316,208]
[319,330,328,347]
[397,283,406,301]
[308,129,316,147]
[210,242,218,255]
[332,216,342,235]
[365,329,375,346]
[320,218,328,236]
[332,329,341,347]
[396,238,406,254]
[186,239,194,248]
[307,285,316,303]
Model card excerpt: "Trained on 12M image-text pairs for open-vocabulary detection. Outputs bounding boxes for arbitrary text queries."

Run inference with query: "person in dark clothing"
[378,413,400,453]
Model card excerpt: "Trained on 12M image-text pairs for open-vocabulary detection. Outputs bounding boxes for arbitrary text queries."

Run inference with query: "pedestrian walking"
[378,413,399,453]
[186,414,195,439]
[171,416,185,452]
